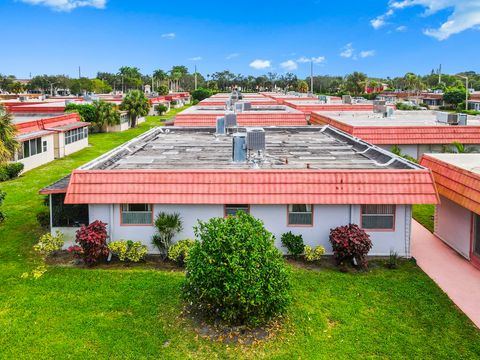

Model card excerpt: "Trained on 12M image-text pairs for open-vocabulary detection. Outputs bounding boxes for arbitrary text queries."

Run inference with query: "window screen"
[361,205,395,230]
[288,204,313,225]
[121,204,153,225]
[225,204,250,216]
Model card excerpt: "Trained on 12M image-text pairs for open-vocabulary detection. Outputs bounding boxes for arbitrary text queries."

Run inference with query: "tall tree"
[120,90,150,128]
[0,105,19,164]
[93,101,120,132]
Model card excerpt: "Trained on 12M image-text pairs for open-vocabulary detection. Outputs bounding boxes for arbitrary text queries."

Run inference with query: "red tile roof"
[310,113,480,144]
[16,113,86,135]
[420,155,480,214]
[174,113,307,126]
[284,102,386,115]
[64,169,439,205]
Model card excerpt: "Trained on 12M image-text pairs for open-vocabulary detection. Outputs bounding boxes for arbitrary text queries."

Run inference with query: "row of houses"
[37,91,480,270]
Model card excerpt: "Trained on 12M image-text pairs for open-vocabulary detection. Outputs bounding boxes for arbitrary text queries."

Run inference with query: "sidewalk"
[411,220,480,328]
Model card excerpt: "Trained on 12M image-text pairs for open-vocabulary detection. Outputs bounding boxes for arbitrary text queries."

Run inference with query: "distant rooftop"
[423,153,480,175]
[79,126,421,171]
[314,110,480,127]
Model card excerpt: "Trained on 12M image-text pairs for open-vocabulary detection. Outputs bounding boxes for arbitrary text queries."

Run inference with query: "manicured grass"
[413,204,435,232]
[0,109,479,359]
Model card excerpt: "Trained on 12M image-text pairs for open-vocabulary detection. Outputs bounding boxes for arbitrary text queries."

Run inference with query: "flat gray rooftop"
[315,110,480,126]
[425,153,480,175]
[81,126,421,171]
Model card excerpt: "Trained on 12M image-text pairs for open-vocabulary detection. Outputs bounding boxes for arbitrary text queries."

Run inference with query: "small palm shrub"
[68,220,109,265]
[281,231,304,257]
[33,231,64,257]
[168,239,196,266]
[304,245,326,262]
[329,224,372,269]
[108,240,148,262]
[183,212,291,326]
[155,104,168,115]
[152,212,183,258]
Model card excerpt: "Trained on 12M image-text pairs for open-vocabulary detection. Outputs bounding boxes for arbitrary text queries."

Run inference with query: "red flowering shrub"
[329,224,372,269]
[68,220,109,265]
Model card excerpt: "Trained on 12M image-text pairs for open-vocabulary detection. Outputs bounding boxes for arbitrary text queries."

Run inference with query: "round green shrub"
[183,212,291,326]
[281,231,304,257]
[167,239,196,266]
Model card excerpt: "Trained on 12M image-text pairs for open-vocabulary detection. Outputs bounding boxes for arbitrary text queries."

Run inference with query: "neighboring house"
[14,113,89,172]
[40,126,438,256]
[420,154,480,269]
[103,111,130,133]
[311,110,480,159]
[175,105,307,126]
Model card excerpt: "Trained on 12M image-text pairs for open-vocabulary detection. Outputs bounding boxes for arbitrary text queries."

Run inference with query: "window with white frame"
[225,204,250,216]
[121,204,153,225]
[65,127,88,145]
[18,137,43,159]
[288,204,313,225]
[361,205,395,230]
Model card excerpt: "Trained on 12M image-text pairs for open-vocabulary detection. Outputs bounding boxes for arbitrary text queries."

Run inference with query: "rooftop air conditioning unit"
[436,112,459,124]
[373,100,387,113]
[246,128,266,152]
[235,102,243,113]
[342,95,352,104]
[457,113,467,126]
[216,117,225,135]
[225,113,237,128]
[232,133,247,162]
[243,102,252,111]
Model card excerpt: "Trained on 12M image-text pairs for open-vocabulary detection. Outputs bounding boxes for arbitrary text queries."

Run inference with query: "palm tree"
[93,101,120,132]
[0,105,19,164]
[443,141,477,154]
[153,69,168,91]
[120,90,150,128]
[152,212,183,258]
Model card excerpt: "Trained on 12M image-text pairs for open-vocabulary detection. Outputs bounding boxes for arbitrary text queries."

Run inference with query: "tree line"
[1,67,479,96]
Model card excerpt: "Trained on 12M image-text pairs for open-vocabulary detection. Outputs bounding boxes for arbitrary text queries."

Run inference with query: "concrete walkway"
[411,220,480,328]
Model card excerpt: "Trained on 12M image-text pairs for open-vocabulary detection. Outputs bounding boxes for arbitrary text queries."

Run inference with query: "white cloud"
[359,50,376,58]
[249,59,271,70]
[377,0,480,40]
[280,60,298,71]
[188,56,202,61]
[161,33,176,39]
[396,25,407,31]
[340,43,354,58]
[371,17,386,29]
[226,53,239,60]
[19,0,105,11]
[297,56,326,64]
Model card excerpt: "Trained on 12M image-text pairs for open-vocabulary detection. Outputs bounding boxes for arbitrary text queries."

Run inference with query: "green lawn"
[413,204,435,232]
[0,110,479,359]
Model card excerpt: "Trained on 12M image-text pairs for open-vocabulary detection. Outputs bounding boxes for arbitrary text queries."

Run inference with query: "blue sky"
[1,0,479,79]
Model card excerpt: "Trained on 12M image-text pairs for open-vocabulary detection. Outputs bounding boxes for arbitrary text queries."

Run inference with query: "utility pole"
[310,60,314,94]
[438,64,442,85]
[194,65,198,91]
[78,66,81,79]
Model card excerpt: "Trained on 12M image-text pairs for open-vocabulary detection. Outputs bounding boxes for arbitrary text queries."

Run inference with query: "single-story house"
[14,113,89,172]
[420,154,480,269]
[311,110,480,159]
[40,125,439,256]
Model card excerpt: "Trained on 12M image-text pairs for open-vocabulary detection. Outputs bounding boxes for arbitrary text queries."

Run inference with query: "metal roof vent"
[232,133,247,162]
[216,117,225,135]
[225,113,237,128]
[246,128,266,152]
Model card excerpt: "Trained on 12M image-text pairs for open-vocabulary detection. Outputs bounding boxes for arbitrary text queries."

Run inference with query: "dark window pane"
[51,193,89,227]
[225,205,249,216]
[36,138,42,154]
[474,214,480,256]
[23,141,30,158]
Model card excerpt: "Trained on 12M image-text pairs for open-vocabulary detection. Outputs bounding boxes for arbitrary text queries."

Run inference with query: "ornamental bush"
[0,163,24,182]
[167,239,196,266]
[329,224,372,269]
[155,104,168,115]
[183,212,291,326]
[33,230,64,257]
[281,231,304,257]
[68,220,109,265]
[304,245,326,262]
[108,240,148,262]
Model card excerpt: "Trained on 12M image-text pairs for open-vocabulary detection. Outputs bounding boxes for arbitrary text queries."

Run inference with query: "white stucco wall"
[18,134,55,172]
[104,122,130,133]
[88,203,412,256]
[64,135,89,156]
[435,195,471,259]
